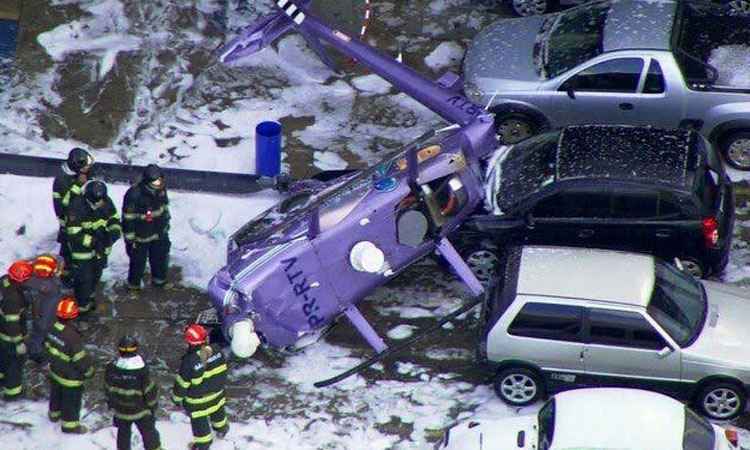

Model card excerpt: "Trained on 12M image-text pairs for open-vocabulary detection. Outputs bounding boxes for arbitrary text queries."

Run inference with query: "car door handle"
[655,229,672,238]
[577,229,594,239]
[619,102,634,110]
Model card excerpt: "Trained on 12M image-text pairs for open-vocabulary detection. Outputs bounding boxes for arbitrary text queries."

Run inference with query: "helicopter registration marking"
[281,257,324,327]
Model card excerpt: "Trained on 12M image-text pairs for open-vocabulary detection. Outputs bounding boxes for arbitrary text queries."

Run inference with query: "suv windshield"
[683,407,716,450]
[541,1,609,79]
[538,399,555,450]
[647,261,707,347]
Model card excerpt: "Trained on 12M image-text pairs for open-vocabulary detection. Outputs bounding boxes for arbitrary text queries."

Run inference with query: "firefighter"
[53,147,95,285]
[122,164,171,290]
[105,334,162,450]
[65,180,121,314]
[0,261,33,400]
[24,255,64,363]
[45,297,94,433]
[172,324,229,449]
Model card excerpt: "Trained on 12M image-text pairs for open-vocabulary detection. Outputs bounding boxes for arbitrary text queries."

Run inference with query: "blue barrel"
[255,121,282,177]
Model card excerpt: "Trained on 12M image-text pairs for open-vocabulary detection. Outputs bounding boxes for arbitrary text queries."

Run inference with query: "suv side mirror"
[657,346,674,358]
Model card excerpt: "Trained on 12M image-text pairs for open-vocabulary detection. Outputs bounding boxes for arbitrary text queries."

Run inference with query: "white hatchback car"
[436,388,746,450]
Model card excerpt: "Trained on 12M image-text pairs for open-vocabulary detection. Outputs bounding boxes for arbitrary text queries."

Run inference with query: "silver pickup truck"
[464,0,750,169]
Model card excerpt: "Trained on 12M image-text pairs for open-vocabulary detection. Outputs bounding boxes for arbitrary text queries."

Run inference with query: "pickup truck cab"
[464,0,750,169]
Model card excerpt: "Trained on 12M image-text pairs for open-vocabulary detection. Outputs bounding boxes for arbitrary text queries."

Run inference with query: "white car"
[436,388,747,450]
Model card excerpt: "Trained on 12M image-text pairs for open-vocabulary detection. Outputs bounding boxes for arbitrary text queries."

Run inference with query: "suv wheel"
[511,0,551,16]
[680,257,705,279]
[494,367,544,406]
[495,113,538,144]
[721,131,750,170]
[698,381,746,420]
[728,0,750,15]
[463,244,501,288]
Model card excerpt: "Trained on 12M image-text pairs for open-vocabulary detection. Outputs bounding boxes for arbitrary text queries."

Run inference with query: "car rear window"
[647,261,706,347]
[683,407,716,450]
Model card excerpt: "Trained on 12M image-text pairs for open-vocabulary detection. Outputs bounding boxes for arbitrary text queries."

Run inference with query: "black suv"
[456,125,734,280]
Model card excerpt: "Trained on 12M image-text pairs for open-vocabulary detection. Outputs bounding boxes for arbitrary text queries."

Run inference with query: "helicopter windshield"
[231,128,447,247]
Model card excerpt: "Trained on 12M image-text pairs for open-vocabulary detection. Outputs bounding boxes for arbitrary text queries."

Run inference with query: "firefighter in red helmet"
[0,260,32,400]
[172,324,229,449]
[45,297,94,433]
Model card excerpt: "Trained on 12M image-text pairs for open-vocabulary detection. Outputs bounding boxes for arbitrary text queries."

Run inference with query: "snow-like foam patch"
[425,42,464,70]
[351,74,392,95]
[708,45,750,88]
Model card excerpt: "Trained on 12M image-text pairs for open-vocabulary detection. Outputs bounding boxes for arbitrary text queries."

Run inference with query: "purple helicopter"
[205,0,500,384]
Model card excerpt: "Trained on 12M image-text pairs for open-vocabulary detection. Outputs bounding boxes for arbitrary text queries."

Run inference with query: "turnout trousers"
[72,258,105,313]
[127,238,170,287]
[188,402,229,449]
[114,415,162,450]
[0,343,24,399]
[48,379,83,432]
[58,232,73,285]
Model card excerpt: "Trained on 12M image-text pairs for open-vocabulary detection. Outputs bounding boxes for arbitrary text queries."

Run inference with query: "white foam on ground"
[424,41,464,70]
[708,45,750,88]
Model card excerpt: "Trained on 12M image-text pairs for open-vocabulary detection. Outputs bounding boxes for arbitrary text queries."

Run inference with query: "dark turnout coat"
[172,344,228,418]
[122,182,170,244]
[44,321,94,387]
[105,355,159,421]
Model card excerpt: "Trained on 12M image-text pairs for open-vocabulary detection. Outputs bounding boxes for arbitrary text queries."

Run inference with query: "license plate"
[196,307,220,325]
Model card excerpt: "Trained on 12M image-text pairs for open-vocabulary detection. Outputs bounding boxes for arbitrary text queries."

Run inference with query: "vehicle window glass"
[683,407,716,450]
[543,2,609,79]
[657,193,682,218]
[496,132,560,212]
[538,399,555,450]
[588,309,666,350]
[647,261,706,347]
[643,59,665,94]
[610,193,657,219]
[533,192,610,218]
[562,58,644,93]
[508,303,583,342]
[695,167,719,210]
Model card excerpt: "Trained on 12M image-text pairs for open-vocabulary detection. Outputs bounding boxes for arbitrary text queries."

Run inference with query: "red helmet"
[32,255,58,278]
[56,297,79,320]
[185,324,208,346]
[8,260,33,283]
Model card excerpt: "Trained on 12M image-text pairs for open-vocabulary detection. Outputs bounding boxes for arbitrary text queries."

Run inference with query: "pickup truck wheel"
[698,381,746,420]
[511,0,551,16]
[722,131,750,170]
[494,367,544,406]
[495,113,538,144]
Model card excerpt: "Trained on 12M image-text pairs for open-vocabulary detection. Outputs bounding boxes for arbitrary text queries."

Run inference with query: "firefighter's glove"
[15,343,26,355]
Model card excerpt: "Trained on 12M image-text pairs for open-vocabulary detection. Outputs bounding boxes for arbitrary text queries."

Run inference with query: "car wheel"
[727,0,750,15]
[494,367,544,407]
[463,245,501,288]
[721,131,750,170]
[495,113,538,144]
[511,0,551,16]
[698,381,746,420]
[679,257,705,279]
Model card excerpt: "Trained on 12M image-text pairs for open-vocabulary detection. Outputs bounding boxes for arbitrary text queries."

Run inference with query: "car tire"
[511,0,553,16]
[462,243,501,288]
[679,256,706,279]
[494,367,544,407]
[721,131,750,170]
[697,381,746,420]
[727,0,750,16]
[495,113,539,145]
